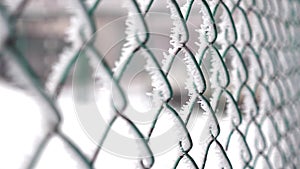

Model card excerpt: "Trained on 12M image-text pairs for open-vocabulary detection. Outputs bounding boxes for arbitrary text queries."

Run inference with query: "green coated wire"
[1,0,300,168]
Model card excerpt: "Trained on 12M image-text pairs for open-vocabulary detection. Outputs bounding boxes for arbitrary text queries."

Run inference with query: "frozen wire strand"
[211,4,249,157]
[1,0,62,134]
[0,1,76,169]
[89,105,155,168]
[179,46,207,124]
[115,29,167,102]
[157,0,201,127]
[196,95,234,168]
[1,0,300,168]
[112,0,149,80]
[180,0,195,20]
[58,0,154,167]
[86,45,155,168]
[144,0,194,138]
[154,0,198,138]
[141,1,201,167]
[254,83,280,162]
[166,0,232,168]
[164,104,194,164]
[112,0,155,82]
[245,2,292,168]
[173,141,199,169]
[241,86,269,166]
[83,44,128,116]
[195,0,222,140]
[196,0,252,168]
[28,0,104,168]
[183,46,206,94]
[161,0,193,74]
[231,2,270,167]
[224,91,252,167]
[198,0,217,46]
[84,1,154,168]
[46,0,99,98]
[78,1,154,164]
[143,44,172,101]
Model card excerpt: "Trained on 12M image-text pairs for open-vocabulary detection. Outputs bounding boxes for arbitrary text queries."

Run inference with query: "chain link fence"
[1,0,300,168]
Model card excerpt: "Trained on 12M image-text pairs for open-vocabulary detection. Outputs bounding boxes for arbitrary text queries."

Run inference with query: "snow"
[0,81,256,169]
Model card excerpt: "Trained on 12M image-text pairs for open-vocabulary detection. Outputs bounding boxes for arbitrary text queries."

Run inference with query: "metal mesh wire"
[1,0,300,168]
